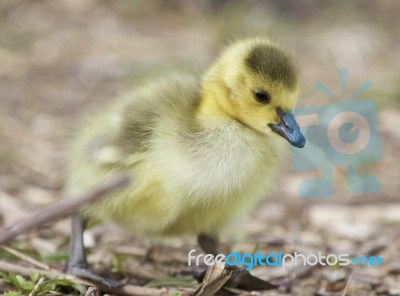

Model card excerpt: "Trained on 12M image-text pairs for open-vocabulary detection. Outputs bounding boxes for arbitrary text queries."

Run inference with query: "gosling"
[65,37,305,290]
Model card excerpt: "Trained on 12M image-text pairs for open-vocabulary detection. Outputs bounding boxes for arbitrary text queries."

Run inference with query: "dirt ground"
[0,0,399,295]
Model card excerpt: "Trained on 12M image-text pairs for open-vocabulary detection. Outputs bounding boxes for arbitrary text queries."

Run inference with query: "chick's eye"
[254,91,271,104]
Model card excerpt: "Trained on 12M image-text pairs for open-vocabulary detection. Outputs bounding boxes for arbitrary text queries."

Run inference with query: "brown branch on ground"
[84,286,98,296]
[0,260,170,296]
[191,265,233,296]
[1,246,50,270]
[0,174,130,245]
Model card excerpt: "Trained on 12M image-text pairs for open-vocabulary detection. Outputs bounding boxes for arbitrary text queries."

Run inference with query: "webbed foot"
[66,266,124,289]
[194,266,278,291]
[225,265,278,290]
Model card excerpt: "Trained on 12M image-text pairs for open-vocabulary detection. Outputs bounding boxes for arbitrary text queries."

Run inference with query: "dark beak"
[269,110,306,148]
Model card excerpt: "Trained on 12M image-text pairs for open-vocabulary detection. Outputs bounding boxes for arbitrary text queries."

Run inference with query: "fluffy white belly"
[89,122,285,236]
[153,123,279,197]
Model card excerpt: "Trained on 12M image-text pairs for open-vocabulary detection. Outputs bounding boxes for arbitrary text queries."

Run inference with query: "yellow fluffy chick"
[65,37,305,289]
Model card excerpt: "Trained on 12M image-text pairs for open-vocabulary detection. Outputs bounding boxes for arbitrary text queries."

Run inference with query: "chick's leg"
[67,212,88,269]
[198,233,219,255]
[66,212,122,289]
[196,233,278,291]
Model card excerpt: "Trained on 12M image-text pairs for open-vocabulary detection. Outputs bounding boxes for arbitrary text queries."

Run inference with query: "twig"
[84,286,98,296]
[0,259,94,286]
[28,277,45,296]
[191,265,233,296]
[342,267,356,296]
[0,260,169,296]
[0,174,130,245]
[1,246,50,270]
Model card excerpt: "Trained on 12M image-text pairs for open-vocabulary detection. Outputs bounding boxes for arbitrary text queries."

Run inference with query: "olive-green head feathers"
[244,42,298,91]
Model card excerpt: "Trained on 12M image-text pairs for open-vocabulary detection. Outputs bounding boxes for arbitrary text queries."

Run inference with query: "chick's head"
[202,38,305,148]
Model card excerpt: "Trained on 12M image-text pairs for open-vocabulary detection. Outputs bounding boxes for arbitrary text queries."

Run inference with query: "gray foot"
[67,266,124,289]
[194,266,278,291]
